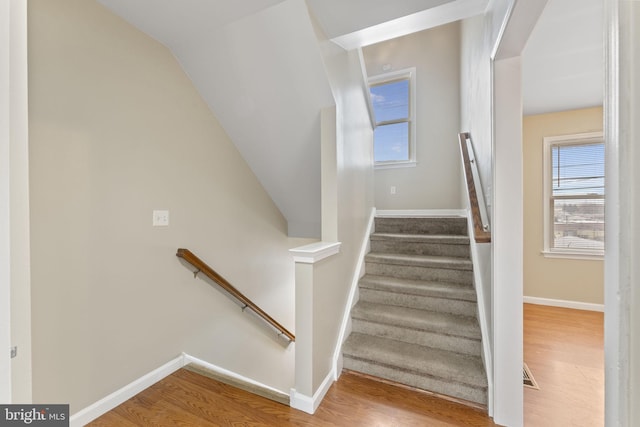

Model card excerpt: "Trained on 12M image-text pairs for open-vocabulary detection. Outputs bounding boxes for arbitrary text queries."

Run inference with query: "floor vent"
[523,363,539,389]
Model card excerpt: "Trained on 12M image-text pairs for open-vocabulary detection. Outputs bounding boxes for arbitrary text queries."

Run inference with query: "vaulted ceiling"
[96,0,602,236]
[97,0,481,237]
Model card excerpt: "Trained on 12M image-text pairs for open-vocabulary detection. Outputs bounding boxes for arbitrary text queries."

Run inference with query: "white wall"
[303,28,374,395]
[460,15,493,217]
[28,0,302,412]
[460,1,525,424]
[363,23,462,210]
[459,11,494,387]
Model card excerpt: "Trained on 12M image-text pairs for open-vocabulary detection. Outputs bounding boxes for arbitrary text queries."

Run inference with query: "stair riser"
[359,288,477,316]
[343,357,487,406]
[359,277,477,303]
[365,261,473,285]
[352,319,482,356]
[370,240,471,258]
[375,218,467,235]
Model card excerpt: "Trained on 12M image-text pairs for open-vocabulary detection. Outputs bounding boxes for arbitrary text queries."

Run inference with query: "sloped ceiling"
[95,0,597,235]
[98,0,334,237]
[97,0,476,237]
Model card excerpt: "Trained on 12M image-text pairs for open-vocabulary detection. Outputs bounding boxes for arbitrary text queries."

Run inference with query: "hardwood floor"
[524,303,604,426]
[88,369,498,426]
[88,303,604,426]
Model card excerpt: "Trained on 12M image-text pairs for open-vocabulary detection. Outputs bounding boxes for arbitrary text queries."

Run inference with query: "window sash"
[374,122,410,162]
[550,195,604,252]
[369,68,416,167]
[542,132,604,257]
[370,78,410,124]
[551,141,605,197]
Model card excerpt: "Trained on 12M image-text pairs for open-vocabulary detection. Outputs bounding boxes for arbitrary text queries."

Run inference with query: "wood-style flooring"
[524,303,604,426]
[88,369,497,426]
[88,303,604,426]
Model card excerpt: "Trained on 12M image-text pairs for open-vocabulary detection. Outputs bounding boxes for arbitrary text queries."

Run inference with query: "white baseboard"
[182,353,288,397]
[376,209,466,218]
[70,353,290,426]
[524,296,604,312]
[70,355,185,427]
[289,369,334,415]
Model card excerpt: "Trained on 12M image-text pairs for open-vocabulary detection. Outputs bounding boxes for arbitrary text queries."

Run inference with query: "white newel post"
[288,242,341,414]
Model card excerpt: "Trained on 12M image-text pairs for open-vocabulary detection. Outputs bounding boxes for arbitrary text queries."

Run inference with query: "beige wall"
[523,107,604,304]
[363,22,462,210]
[28,0,304,412]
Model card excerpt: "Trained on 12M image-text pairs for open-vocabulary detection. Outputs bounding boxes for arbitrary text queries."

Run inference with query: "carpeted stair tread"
[370,233,470,245]
[343,215,487,407]
[375,217,468,235]
[365,252,473,270]
[352,301,481,340]
[343,333,487,389]
[359,274,476,302]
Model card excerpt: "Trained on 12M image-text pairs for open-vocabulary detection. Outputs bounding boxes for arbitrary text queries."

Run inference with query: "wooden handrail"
[458,132,491,244]
[176,248,295,342]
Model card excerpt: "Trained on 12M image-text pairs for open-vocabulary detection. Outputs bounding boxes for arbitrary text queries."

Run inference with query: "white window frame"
[368,68,416,169]
[542,131,604,260]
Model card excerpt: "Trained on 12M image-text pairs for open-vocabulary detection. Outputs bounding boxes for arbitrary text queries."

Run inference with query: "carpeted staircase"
[342,216,488,407]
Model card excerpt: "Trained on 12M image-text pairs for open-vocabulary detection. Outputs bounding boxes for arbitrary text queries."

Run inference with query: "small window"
[369,68,416,168]
[543,132,605,258]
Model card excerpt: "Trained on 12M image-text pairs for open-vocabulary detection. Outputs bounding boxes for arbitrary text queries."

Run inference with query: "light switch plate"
[153,210,169,226]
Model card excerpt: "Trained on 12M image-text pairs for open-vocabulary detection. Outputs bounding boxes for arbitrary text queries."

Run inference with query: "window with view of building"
[369,68,416,168]
[543,132,605,258]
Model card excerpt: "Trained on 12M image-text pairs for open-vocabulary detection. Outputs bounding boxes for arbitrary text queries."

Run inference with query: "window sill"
[541,250,604,261]
[374,161,417,170]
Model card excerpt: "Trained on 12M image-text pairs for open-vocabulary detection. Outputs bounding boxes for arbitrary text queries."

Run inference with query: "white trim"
[492,55,524,427]
[524,296,604,312]
[357,47,376,129]
[0,0,12,402]
[182,353,288,397]
[369,67,417,166]
[375,209,466,218]
[541,250,604,261]
[331,0,489,50]
[332,207,376,380]
[464,211,494,415]
[289,242,341,264]
[69,355,185,427]
[374,160,417,170]
[69,353,292,426]
[289,369,334,415]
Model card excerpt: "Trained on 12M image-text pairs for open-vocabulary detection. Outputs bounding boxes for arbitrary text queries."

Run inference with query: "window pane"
[374,122,409,162]
[370,79,409,123]
[552,143,604,196]
[553,198,604,251]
